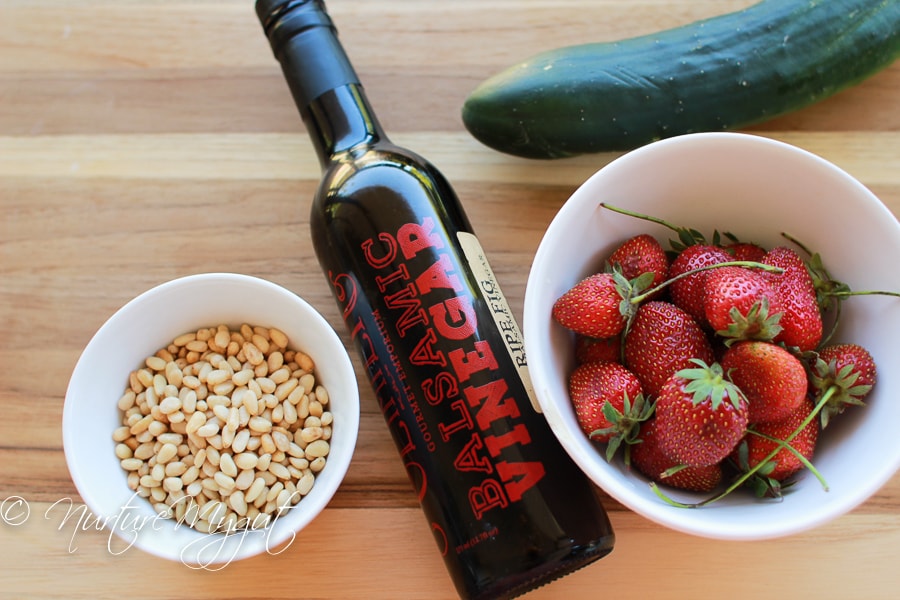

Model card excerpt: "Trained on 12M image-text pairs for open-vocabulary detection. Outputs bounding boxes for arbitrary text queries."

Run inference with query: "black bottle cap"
[256,0,360,108]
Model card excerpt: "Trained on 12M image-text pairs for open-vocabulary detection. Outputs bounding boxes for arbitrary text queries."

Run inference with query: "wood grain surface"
[1,1,898,598]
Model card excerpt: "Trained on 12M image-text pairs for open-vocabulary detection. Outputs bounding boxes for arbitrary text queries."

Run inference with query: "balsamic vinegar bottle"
[256,2,615,598]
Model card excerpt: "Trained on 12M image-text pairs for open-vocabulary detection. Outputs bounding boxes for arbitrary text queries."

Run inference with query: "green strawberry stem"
[630,261,783,305]
[600,202,708,248]
[749,430,828,491]
[826,289,900,299]
[651,385,837,509]
[600,202,689,232]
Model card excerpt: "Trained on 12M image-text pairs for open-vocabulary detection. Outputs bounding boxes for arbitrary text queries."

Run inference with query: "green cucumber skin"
[462,0,900,159]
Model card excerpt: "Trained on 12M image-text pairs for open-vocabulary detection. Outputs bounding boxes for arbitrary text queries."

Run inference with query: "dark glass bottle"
[256,2,615,598]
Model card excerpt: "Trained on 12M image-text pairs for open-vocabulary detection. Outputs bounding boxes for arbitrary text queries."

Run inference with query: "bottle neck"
[257,0,385,166]
[301,84,385,167]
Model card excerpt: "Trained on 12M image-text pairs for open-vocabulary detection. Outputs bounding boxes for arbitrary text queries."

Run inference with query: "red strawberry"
[733,395,819,486]
[721,341,807,424]
[668,244,732,325]
[568,361,650,460]
[724,241,767,262]
[654,360,749,467]
[606,233,669,291]
[623,300,714,397]
[631,419,723,493]
[552,272,630,338]
[809,343,876,427]
[575,335,621,364]
[703,266,784,343]
[762,247,823,351]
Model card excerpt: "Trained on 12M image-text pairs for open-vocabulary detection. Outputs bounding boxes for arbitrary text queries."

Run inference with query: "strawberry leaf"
[716,297,784,345]
[675,359,747,410]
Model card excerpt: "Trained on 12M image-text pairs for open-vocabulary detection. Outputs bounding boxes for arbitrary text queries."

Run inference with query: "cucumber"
[461,0,900,159]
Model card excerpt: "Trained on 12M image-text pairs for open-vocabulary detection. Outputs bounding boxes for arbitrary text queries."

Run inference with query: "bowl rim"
[523,131,900,540]
[62,272,360,564]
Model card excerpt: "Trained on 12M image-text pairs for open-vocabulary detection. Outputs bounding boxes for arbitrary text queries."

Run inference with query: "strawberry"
[724,241,767,262]
[653,360,749,467]
[732,396,819,495]
[703,266,784,343]
[623,300,714,397]
[575,335,621,364]
[552,272,630,338]
[721,340,806,424]
[606,233,669,291]
[762,246,823,351]
[809,343,876,427]
[668,244,732,326]
[631,419,723,493]
[568,361,651,461]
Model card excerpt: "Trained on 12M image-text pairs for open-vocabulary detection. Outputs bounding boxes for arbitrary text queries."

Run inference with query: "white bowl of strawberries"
[524,132,900,541]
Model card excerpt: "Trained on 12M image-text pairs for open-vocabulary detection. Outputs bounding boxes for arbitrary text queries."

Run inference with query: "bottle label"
[327,216,548,528]
[456,232,540,413]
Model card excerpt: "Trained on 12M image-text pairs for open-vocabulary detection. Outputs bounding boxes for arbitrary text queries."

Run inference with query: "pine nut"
[256,377,276,395]
[268,354,285,376]
[129,414,154,435]
[268,462,290,480]
[249,416,272,434]
[229,490,248,516]
[259,433,275,455]
[232,429,250,453]
[309,400,324,418]
[214,329,231,350]
[245,477,266,503]
[120,458,143,471]
[269,328,289,349]
[243,342,264,366]
[274,378,298,401]
[185,411,206,435]
[173,332,196,347]
[197,422,219,438]
[221,426,235,449]
[164,477,183,492]
[145,356,167,372]
[234,452,259,471]
[219,453,238,478]
[158,396,182,415]
[297,471,316,496]
[234,469,255,491]
[214,471,236,492]
[272,430,291,452]
[300,427,324,443]
[140,475,161,488]
[297,353,314,373]
[305,440,330,459]
[242,392,259,417]
[205,447,221,467]
[165,461,187,477]
[133,443,155,461]
[117,391,136,411]
[232,369,254,387]
[165,362,184,387]
[157,443,178,464]
[186,339,208,353]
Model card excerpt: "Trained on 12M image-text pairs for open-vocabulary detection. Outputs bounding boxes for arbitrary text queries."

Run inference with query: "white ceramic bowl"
[524,132,900,540]
[63,273,359,564]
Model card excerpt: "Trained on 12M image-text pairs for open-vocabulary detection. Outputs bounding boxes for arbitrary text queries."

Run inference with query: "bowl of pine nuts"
[63,273,360,565]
